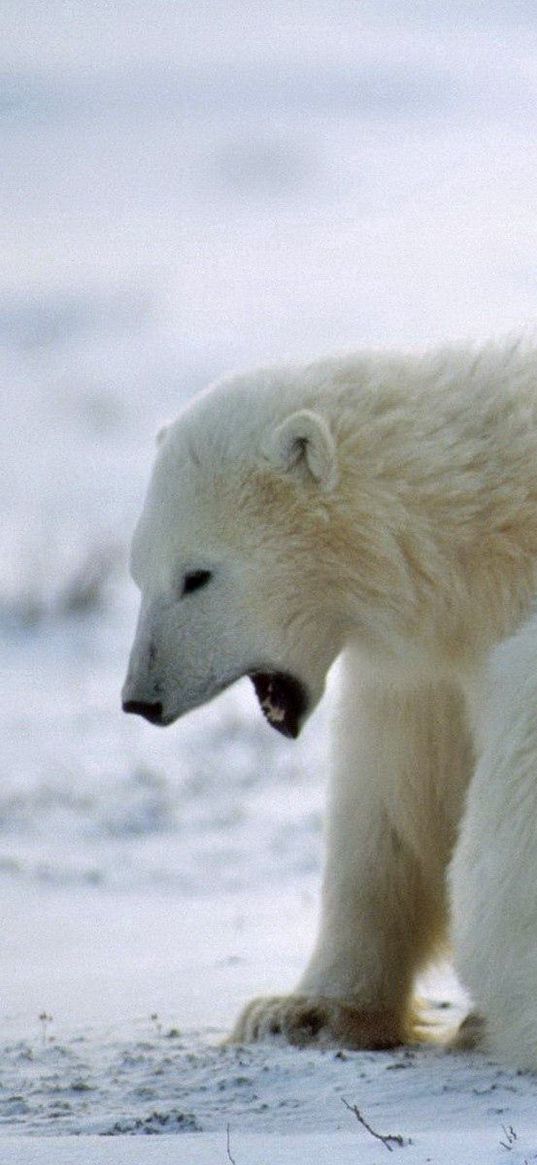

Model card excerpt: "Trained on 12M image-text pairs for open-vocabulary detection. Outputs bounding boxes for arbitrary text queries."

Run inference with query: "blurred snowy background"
[2,0,537,1141]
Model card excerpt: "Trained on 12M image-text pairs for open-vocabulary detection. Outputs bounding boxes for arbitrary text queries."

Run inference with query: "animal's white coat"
[124,341,537,1068]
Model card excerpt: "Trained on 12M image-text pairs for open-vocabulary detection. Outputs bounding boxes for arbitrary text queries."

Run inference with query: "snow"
[3,1129,537,1165]
[4,0,537,1159]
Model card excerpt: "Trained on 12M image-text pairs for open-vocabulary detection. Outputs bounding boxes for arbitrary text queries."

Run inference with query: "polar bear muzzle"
[249,672,308,739]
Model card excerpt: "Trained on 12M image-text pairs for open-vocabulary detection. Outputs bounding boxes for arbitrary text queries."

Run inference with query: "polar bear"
[122,341,537,1070]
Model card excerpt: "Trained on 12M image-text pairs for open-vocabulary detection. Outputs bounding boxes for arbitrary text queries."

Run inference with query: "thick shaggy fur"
[123,340,537,1070]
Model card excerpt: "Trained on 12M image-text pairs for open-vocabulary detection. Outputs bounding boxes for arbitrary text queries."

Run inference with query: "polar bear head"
[122,369,347,737]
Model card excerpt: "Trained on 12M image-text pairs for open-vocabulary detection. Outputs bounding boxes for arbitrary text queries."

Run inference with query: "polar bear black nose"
[122,699,164,725]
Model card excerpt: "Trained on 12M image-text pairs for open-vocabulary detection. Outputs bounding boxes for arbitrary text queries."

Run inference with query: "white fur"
[450,611,537,1069]
[123,340,537,1067]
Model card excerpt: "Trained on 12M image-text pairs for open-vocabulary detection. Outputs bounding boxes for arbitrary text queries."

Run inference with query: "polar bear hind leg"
[450,611,537,1071]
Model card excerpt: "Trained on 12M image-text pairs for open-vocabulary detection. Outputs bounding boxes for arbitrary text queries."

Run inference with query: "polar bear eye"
[181,570,213,597]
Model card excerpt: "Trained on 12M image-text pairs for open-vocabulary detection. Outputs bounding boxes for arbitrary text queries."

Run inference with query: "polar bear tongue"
[249,672,307,739]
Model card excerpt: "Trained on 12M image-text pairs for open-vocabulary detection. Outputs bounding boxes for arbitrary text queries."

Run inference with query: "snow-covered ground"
[4,2,537,1160]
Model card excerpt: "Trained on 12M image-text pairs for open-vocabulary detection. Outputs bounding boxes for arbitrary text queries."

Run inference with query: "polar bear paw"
[449,1010,486,1051]
[229,994,405,1050]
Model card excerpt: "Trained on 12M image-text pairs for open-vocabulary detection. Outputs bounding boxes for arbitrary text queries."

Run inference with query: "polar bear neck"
[324,343,537,661]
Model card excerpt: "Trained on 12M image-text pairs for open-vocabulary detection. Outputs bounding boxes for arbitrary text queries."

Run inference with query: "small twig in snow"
[38,1012,53,1046]
[150,1012,162,1037]
[342,1097,409,1151]
[499,1123,518,1150]
[226,1122,237,1164]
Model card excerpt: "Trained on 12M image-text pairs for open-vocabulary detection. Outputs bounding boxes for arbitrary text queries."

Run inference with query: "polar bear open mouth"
[249,672,308,739]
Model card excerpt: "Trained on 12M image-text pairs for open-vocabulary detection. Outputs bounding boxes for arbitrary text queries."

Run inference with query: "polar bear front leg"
[450,616,537,1071]
[232,660,472,1049]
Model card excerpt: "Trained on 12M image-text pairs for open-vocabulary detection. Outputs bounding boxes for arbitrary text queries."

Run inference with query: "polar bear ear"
[156,422,170,447]
[261,409,338,491]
